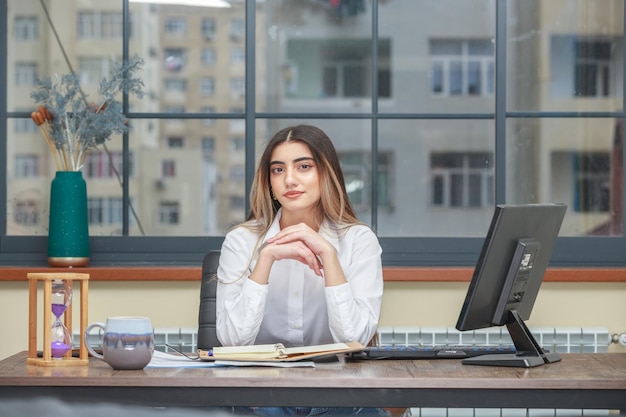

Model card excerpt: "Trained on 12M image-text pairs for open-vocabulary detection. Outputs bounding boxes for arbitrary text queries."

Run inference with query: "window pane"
[506,118,621,237]
[508,0,624,111]
[260,2,373,112]
[380,0,495,112]
[378,119,495,238]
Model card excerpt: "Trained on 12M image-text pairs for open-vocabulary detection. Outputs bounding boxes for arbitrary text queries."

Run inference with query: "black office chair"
[198,250,222,350]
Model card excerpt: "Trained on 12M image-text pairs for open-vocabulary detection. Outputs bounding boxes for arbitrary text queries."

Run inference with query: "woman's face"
[269,141,321,217]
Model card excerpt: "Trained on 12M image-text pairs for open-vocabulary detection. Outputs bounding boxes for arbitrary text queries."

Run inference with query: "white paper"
[146,350,226,368]
[146,350,315,368]
[214,360,315,368]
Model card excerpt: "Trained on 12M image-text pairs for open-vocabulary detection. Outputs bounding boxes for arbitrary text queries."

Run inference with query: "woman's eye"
[299,164,311,170]
[271,167,283,174]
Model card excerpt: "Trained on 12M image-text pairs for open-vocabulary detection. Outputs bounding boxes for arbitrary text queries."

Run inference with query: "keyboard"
[347,345,517,360]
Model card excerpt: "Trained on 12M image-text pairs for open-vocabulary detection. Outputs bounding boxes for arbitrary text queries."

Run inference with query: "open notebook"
[198,341,364,362]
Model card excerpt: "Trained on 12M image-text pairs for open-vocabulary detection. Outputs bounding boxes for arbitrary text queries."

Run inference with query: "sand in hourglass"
[51,303,71,357]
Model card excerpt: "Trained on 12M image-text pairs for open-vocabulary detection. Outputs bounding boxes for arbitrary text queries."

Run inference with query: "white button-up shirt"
[216,210,383,348]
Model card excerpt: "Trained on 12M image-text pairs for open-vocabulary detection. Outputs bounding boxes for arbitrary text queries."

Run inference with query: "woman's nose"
[284,167,297,185]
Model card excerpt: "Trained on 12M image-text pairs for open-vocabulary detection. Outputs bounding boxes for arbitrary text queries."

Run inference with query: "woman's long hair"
[244,124,361,237]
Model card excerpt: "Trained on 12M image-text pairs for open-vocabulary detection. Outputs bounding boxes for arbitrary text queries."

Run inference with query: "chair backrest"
[198,250,221,350]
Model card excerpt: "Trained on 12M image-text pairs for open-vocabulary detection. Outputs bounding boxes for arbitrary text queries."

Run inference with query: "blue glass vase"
[47,171,90,267]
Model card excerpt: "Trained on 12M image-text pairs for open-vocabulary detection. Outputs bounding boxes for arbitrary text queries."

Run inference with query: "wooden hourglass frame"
[27,272,89,367]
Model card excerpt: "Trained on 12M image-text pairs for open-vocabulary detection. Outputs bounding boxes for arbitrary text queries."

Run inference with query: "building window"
[167,137,184,148]
[164,18,187,35]
[339,152,392,210]
[164,48,186,72]
[88,197,124,226]
[162,160,176,178]
[202,137,215,155]
[14,117,38,133]
[574,40,613,97]
[230,47,245,64]
[15,155,39,178]
[286,39,391,99]
[229,137,245,152]
[159,201,180,224]
[430,152,494,208]
[77,11,126,39]
[429,39,495,96]
[201,77,215,96]
[15,62,37,86]
[164,78,187,93]
[14,199,39,226]
[202,18,216,40]
[78,57,114,86]
[573,153,610,212]
[230,18,244,41]
[230,77,245,98]
[550,35,620,98]
[83,151,132,179]
[230,165,245,183]
[201,48,216,65]
[14,16,38,40]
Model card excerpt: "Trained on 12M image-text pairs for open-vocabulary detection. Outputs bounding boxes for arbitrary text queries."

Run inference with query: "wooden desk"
[1,352,625,410]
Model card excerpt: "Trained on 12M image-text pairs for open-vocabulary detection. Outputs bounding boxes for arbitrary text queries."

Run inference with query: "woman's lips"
[284,191,303,199]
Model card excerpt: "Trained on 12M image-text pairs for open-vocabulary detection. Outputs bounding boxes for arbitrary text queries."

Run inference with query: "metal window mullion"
[370,0,379,231]
[244,0,256,216]
[121,0,131,235]
[494,0,507,204]
[622,2,626,240]
[0,0,7,236]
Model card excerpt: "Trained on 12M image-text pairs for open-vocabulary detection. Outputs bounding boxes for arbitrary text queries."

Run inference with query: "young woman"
[216,124,383,350]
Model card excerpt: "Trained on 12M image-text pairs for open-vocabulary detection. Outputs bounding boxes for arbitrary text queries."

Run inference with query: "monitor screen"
[455,203,567,367]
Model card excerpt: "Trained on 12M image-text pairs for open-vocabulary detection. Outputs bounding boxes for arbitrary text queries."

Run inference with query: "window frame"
[1,0,626,269]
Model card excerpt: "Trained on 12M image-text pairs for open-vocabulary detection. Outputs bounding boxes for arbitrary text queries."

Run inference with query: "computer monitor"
[455,203,567,368]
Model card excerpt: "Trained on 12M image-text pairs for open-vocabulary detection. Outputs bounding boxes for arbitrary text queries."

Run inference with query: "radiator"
[376,326,611,353]
[145,325,611,354]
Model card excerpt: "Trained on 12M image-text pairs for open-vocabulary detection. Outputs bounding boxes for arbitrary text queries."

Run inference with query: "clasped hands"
[260,223,334,277]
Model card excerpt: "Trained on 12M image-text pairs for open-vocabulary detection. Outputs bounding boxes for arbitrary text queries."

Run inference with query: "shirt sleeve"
[215,228,268,346]
[324,226,383,346]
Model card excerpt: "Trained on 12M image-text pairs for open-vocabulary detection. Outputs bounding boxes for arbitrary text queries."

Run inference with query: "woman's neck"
[279,209,320,231]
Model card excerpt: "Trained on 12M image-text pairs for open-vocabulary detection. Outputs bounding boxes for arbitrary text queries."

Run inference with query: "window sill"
[0,266,625,282]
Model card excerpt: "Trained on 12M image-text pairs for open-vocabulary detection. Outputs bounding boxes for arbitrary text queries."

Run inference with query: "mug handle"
[84,322,106,361]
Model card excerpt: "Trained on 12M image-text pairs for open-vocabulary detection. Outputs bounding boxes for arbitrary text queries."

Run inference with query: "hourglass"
[27,272,89,367]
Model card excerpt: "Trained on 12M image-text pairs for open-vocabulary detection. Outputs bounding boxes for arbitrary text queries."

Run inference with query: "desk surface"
[1,352,625,409]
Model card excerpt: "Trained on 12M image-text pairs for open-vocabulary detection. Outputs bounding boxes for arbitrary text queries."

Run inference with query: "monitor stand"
[462,310,562,368]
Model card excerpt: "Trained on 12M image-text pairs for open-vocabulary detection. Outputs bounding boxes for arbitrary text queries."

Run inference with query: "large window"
[2,0,626,267]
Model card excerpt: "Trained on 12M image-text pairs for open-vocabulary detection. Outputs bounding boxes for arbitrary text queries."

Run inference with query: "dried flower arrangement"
[30,56,145,172]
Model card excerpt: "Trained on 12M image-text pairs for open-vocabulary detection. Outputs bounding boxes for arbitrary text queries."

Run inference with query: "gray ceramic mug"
[84,316,154,370]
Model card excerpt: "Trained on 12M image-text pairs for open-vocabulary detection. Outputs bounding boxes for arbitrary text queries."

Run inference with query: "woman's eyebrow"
[270,156,314,166]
